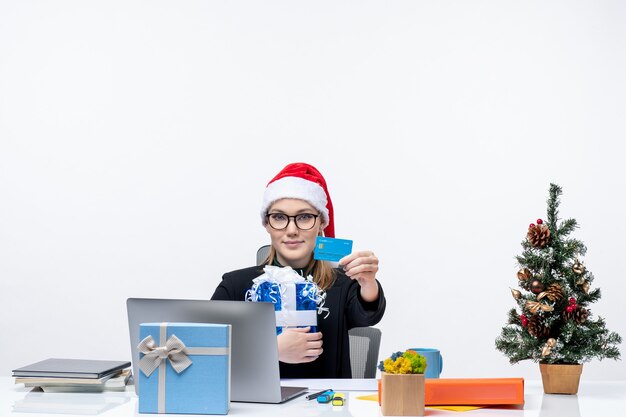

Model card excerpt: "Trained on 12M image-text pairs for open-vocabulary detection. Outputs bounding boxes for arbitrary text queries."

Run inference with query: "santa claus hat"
[261,162,335,238]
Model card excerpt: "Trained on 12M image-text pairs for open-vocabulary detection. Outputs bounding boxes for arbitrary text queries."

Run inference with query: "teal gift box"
[138,322,231,414]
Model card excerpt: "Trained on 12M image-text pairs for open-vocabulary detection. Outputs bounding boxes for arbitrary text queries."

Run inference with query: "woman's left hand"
[338,251,380,302]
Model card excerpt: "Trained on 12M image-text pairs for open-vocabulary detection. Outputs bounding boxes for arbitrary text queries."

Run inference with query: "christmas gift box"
[246,265,327,334]
[138,322,231,415]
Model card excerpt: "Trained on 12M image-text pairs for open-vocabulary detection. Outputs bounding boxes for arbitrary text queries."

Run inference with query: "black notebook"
[12,358,131,379]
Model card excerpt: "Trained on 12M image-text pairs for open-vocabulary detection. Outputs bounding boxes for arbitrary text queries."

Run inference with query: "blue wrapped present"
[138,322,230,415]
[246,266,328,335]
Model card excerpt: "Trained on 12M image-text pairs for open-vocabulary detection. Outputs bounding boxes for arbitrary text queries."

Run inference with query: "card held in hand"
[314,236,353,262]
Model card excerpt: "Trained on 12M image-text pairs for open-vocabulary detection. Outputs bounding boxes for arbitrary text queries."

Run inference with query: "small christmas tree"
[495,184,621,365]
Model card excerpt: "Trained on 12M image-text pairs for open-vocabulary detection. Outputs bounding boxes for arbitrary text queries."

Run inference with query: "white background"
[1,1,625,380]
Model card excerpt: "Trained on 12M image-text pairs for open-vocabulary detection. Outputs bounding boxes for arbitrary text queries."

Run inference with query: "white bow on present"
[246,266,329,329]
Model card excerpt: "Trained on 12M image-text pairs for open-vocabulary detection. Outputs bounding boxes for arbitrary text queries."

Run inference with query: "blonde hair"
[264,246,336,291]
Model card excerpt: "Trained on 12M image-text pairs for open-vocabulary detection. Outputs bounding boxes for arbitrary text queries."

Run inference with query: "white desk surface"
[1,377,624,417]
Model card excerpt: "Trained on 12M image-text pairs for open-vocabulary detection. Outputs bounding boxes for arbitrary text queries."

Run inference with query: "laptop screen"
[127,298,294,403]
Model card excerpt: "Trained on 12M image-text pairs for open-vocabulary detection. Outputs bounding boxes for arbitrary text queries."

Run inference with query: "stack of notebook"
[13,358,132,393]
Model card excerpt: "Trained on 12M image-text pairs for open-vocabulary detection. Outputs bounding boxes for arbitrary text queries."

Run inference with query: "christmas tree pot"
[539,363,583,394]
[381,372,425,416]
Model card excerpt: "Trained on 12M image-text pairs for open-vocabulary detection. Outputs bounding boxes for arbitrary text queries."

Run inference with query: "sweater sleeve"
[210,266,261,301]
[211,274,235,300]
[346,278,386,329]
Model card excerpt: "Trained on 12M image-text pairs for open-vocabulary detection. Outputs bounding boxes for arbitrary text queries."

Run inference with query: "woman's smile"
[283,240,305,248]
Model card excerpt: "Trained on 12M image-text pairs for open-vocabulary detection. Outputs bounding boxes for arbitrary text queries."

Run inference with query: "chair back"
[349,326,382,378]
[256,245,271,266]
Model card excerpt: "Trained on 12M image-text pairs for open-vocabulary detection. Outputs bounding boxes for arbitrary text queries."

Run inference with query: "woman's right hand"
[277,327,323,363]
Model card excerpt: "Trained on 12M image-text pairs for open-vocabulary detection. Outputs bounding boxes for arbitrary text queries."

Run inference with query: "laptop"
[126,298,307,403]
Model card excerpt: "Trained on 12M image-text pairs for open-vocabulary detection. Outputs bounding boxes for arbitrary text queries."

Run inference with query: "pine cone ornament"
[527,315,550,338]
[537,283,564,302]
[564,307,589,324]
[527,223,551,248]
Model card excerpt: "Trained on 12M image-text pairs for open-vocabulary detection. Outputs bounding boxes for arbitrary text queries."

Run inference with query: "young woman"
[211,162,386,378]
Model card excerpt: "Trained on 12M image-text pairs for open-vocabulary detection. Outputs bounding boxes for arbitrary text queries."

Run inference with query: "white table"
[1,377,624,416]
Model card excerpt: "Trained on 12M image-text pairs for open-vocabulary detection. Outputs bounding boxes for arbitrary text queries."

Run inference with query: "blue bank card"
[314,236,353,262]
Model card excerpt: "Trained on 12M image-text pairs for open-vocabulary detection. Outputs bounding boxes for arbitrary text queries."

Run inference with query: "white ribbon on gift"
[138,322,230,414]
[258,265,307,285]
[275,279,318,328]
[247,266,322,328]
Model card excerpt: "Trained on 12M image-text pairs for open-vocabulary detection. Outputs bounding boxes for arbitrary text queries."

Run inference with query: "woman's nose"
[285,219,299,235]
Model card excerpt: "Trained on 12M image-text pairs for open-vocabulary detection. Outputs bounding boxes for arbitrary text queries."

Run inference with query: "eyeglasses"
[266,212,319,231]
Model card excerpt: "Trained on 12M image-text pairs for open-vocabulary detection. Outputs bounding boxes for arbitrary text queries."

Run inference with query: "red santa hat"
[261,162,335,238]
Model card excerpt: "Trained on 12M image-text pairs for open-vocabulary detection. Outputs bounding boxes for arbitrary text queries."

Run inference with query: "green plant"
[377,350,427,374]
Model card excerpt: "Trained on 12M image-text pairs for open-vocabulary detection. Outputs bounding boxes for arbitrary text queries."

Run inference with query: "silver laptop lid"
[127,298,294,403]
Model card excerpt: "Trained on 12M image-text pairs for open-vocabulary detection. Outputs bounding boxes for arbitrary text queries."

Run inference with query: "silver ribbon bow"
[138,334,192,377]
